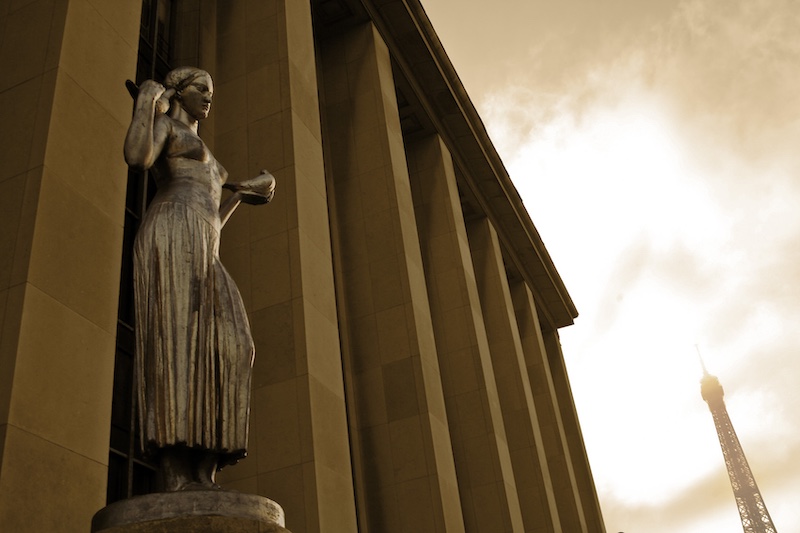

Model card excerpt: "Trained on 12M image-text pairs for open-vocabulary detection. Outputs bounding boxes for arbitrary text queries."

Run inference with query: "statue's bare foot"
[195,452,220,489]
[158,448,194,492]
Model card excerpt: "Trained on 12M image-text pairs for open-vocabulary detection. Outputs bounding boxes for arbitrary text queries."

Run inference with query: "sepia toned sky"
[421,0,800,531]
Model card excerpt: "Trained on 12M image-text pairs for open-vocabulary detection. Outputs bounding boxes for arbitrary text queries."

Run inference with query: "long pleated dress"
[133,123,254,468]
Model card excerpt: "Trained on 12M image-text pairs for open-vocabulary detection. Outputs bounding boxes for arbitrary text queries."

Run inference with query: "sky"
[420,0,800,531]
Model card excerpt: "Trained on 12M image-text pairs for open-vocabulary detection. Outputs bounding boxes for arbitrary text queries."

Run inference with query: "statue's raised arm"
[123,80,173,170]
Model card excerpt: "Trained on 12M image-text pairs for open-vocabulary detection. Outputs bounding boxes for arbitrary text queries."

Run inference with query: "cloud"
[587,235,716,336]
[601,433,800,532]
[648,0,800,156]
[601,467,738,532]
[590,236,652,334]
[476,0,800,166]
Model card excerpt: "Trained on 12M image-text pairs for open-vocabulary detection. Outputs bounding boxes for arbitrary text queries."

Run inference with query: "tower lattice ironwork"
[700,360,777,533]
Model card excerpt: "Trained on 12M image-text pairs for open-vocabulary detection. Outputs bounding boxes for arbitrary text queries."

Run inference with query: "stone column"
[510,281,590,532]
[543,329,605,532]
[319,23,464,533]
[0,0,141,530]
[407,135,525,532]
[466,218,562,532]
[213,2,357,532]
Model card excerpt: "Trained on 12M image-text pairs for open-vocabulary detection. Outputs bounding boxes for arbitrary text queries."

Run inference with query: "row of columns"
[196,3,601,533]
[312,19,595,533]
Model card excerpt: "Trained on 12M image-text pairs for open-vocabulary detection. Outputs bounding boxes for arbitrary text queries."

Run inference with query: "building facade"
[0,0,605,531]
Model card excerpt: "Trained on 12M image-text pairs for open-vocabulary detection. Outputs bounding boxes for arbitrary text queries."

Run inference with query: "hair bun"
[163,66,210,92]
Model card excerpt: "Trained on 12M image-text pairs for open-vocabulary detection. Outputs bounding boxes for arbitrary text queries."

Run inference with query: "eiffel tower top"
[697,346,724,408]
[696,345,778,532]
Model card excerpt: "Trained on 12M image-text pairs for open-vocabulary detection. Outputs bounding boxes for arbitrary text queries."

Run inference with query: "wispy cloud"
[478,0,800,161]
[601,434,800,532]
[650,0,800,153]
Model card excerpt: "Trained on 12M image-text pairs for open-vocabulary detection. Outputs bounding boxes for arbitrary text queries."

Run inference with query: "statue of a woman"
[124,66,274,492]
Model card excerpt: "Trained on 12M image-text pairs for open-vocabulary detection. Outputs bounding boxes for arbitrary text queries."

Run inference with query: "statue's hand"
[138,80,166,101]
[137,80,175,114]
[223,170,276,205]
[253,170,277,204]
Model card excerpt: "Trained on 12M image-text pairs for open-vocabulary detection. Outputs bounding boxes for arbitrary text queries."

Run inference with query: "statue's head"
[164,66,214,121]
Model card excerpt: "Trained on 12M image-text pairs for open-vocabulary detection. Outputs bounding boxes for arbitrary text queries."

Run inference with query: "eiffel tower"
[699,357,777,533]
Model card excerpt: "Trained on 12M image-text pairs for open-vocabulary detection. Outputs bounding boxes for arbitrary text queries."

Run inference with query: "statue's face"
[180,73,214,120]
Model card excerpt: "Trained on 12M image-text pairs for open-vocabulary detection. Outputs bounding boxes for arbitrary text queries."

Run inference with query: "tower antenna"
[695,344,709,376]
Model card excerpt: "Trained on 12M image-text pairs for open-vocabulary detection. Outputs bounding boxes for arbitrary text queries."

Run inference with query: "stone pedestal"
[91,491,290,533]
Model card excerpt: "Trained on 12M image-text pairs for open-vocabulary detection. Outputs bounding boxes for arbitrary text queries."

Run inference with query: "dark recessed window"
[107,0,175,505]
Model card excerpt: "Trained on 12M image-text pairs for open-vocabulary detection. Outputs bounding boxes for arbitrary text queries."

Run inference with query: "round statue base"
[91,490,290,533]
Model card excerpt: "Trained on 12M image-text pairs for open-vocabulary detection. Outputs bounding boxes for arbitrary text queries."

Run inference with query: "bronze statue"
[124,66,274,492]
